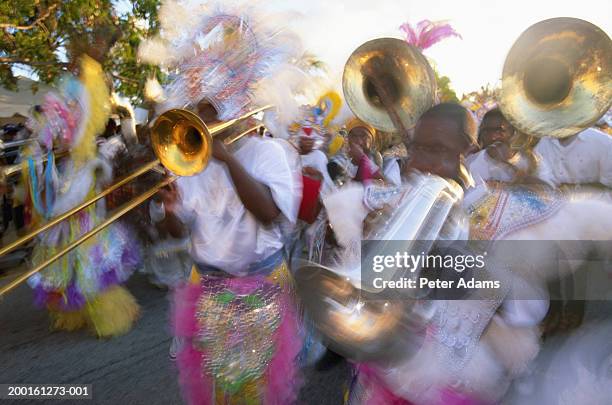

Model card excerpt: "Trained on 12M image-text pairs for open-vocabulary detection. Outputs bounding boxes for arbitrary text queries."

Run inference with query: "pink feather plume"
[399,19,461,50]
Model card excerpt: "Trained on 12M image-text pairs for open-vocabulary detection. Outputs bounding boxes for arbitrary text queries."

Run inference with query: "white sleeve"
[600,138,612,188]
[383,158,401,187]
[174,177,198,226]
[250,139,302,224]
[465,152,489,183]
[533,140,558,187]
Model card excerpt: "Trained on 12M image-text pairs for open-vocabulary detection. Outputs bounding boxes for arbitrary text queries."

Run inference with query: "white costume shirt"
[465,149,530,183]
[534,128,612,187]
[175,136,301,275]
[383,158,401,187]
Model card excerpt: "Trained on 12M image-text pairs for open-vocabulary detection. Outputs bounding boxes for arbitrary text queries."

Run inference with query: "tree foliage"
[0,0,163,102]
[434,70,459,103]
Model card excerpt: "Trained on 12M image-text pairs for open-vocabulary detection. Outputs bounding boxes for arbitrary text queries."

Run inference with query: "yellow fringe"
[86,286,140,338]
[72,55,110,166]
[49,309,88,332]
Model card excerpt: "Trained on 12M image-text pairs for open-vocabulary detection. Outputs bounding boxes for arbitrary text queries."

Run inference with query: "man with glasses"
[466,108,541,184]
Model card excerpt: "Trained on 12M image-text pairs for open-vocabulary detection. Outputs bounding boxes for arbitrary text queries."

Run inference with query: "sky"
[265,0,611,96]
[119,0,612,96]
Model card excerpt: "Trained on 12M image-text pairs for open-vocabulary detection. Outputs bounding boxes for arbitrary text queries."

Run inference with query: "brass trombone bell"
[151,109,211,177]
[0,106,269,297]
[499,17,612,138]
[343,38,436,133]
[150,105,271,176]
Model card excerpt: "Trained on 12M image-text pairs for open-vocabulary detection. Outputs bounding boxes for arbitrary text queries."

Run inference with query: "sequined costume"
[174,260,301,405]
[24,56,141,337]
[466,181,564,240]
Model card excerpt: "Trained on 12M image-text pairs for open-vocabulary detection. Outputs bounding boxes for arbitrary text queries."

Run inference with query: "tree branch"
[111,73,140,84]
[0,4,59,31]
[0,57,68,67]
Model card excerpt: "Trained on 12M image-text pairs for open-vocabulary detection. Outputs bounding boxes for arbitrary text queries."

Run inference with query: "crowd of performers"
[2,2,612,404]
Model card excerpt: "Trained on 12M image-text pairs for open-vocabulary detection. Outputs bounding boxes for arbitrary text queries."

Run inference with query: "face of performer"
[409,116,471,180]
[479,114,515,148]
[347,127,373,163]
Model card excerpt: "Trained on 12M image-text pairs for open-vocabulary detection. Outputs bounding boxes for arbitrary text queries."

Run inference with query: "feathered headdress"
[138,0,302,121]
[399,19,461,51]
[288,91,343,137]
[38,55,109,164]
[24,55,109,219]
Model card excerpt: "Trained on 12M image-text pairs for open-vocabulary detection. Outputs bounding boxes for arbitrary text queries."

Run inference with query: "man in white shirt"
[534,127,612,188]
[466,108,535,183]
[154,101,303,404]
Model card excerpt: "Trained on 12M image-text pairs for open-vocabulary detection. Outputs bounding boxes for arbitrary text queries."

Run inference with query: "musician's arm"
[158,211,188,238]
[223,153,281,224]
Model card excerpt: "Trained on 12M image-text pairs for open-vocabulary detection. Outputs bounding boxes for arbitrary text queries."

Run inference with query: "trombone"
[0,105,269,297]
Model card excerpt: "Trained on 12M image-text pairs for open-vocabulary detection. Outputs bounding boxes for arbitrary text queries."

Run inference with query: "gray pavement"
[0,274,350,405]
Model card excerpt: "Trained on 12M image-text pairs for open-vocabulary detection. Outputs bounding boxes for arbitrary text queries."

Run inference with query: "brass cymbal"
[343,38,436,133]
[499,17,612,138]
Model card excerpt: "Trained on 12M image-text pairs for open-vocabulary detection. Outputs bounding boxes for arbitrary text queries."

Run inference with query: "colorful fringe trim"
[173,270,302,405]
[47,286,140,338]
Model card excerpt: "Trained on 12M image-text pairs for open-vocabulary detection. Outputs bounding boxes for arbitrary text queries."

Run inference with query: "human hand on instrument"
[212,138,231,162]
[348,139,365,164]
[156,181,179,213]
[487,141,514,162]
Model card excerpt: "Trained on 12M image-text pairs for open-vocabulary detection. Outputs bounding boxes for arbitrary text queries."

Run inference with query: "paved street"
[0,274,351,405]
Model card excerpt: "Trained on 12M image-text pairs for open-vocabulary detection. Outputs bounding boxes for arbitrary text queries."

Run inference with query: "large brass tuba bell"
[499,17,612,138]
[291,39,443,365]
[150,106,270,176]
[342,38,436,133]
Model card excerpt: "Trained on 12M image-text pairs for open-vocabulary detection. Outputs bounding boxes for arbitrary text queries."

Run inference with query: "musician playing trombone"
[140,4,304,403]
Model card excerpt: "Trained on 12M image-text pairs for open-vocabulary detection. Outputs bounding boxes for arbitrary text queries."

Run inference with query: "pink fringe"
[264,295,303,405]
[173,282,201,338]
[176,343,212,405]
[172,279,302,405]
[355,365,490,405]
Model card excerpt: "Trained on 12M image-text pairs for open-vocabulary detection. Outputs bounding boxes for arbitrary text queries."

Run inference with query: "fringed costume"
[139,1,304,403]
[24,56,142,337]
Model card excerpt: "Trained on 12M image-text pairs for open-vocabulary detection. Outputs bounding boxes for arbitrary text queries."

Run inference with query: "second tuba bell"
[499,17,612,139]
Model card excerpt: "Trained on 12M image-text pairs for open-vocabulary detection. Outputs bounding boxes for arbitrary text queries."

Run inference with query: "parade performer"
[534,126,612,188]
[345,119,384,184]
[466,108,543,184]
[342,104,546,405]
[24,55,141,338]
[140,1,304,403]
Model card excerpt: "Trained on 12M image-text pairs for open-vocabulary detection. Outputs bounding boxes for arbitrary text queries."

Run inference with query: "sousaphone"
[294,39,460,365]
[342,37,436,133]
[499,17,612,138]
